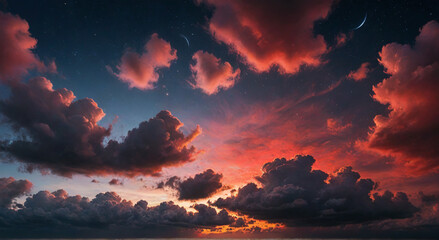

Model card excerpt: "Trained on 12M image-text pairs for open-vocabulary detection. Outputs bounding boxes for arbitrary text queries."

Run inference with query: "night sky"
[0,0,439,238]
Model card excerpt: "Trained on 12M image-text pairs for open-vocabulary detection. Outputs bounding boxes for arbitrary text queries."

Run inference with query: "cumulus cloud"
[213,155,417,226]
[0,77,201,177]
[0,11,55,80]
[0,188,236,238]
[189,51,240,95]
[0,177,32,208]
[198,0,333,74]
[113,33,177,90]
[158,169,224,200]
[347,62,370,81]
[365,21,439,173]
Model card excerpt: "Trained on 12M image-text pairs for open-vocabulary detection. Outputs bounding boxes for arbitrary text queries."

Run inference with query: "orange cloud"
[199,0,333,74]
[190,50,240,95]
[347,62,370,81]
[0,11,55,81]
[113,33,177,90]
[365,21,439,173]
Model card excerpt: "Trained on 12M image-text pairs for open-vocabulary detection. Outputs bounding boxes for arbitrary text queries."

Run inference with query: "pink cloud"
[0,11,55,81]
[114,33,177,90]
[347,62,370,81]
[190,50,240,95]
[364,21,439,173]
[199,0,333,74]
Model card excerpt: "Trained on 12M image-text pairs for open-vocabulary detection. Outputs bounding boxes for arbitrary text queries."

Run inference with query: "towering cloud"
[365,21,439,173]
[213,155,417,226]
[0,77,201,177]
[199,0,333,74]
[114,33,177,90]
[0,11,55,80]
[190,51,240,95]
[0,188,236,238]
[0,177,32,208]
[158,169,224,200]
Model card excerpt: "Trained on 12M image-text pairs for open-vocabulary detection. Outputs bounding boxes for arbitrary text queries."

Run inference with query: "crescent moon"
[180,34,190,47]
[353,13,367,30]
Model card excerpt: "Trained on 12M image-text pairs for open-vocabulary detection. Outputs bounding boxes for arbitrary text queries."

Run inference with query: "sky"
[0,0,439,238]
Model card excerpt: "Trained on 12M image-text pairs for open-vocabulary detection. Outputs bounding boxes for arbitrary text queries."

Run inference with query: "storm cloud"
[213,155,417,226]
[0,188,236,238]
[0,77,201,177]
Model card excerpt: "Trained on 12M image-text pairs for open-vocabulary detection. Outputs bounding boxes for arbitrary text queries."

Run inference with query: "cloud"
[347,62,370,81]
[198,0,333,74]
[364,21,439,173]
[326,118,352,134]
[108,179,123,185]
[0,11,55,81]
[0,188,236,238]
[0,77,201,177]
[189,51,240,95]
[0,177,32,208]
[112,33,177,90]
[213,155,417,226]
[158,169,224,200]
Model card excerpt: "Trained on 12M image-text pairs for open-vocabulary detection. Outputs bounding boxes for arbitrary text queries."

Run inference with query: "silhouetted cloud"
[0,188,236,238]
[190,50,240,95]
[199,0,333,74]
[213,155,417,226]
[111,33,177,90]
[0,177,32,208]
[158,169,223,200]
[364,21,439,173]
[0,77,201,177]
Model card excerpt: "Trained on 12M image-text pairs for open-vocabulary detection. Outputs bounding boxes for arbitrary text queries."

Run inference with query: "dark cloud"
[213,155,417,226]
[0,189,236,238]
[158,169,223,200]
[0,177,32,208]
[364,21,439,173]
[0,77,201,177]
[108,179,123,185]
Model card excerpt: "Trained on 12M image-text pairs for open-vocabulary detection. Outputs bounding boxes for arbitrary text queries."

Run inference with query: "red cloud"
[365,21,439,173]
[347,62,370,81]
[0,11,55,80]
[113,33,177,90]
[190,50,240,95]
[199,0,333,74]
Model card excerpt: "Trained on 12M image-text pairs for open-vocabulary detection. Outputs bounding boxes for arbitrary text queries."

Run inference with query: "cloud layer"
[0,11,55,80]
[158,169,224,200]
[114,33,177,90]
[190,51,240,95]
[0,77,201,177]
[213,155,417,226]
[365,21,439,173]
[199,0,333,74]
[0,187,236,238]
